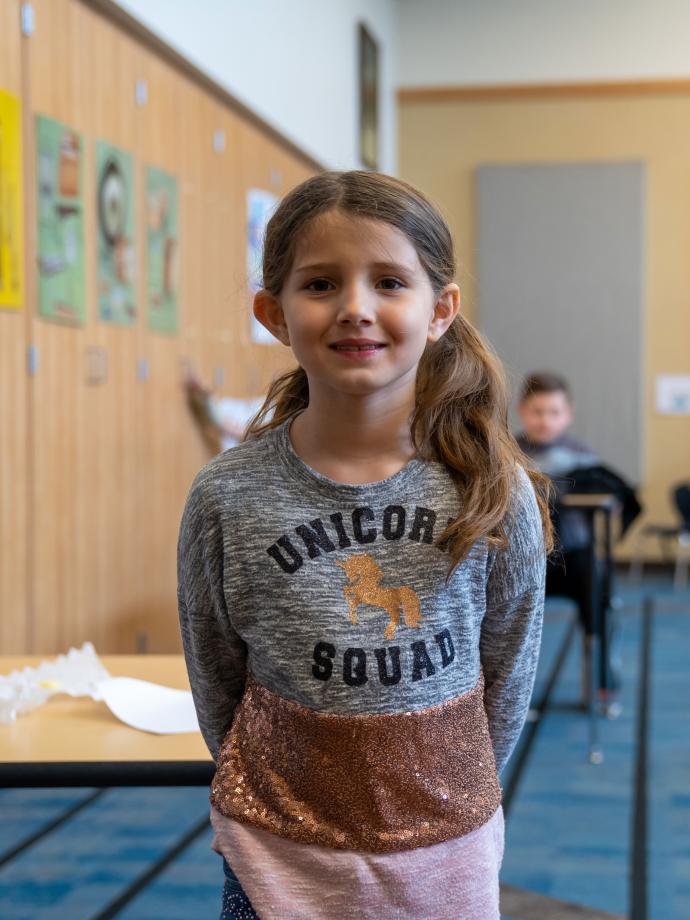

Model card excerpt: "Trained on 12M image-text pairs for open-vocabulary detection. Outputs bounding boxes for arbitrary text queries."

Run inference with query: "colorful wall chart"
[35,114,86,323]
[0,89,24,310]
[146,165,178,333]
[96,140,136,324]
[247,188,278,344]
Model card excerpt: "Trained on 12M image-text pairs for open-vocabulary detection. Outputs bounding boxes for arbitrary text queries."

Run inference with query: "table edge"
[0,760,215,788]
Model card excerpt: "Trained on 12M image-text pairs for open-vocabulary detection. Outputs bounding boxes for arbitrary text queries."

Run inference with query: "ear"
[427,283,460,344]
[253,290,290,346]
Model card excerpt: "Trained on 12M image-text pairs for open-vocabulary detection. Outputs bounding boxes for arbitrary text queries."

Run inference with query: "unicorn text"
[267,505,451,574]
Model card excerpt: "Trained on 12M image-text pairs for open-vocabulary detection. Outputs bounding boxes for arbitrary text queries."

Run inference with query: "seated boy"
[516,372,625,706]
[516,371,598,646]
[515,371,598,479]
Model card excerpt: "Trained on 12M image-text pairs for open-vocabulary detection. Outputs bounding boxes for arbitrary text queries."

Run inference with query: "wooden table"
[0,655,214,788]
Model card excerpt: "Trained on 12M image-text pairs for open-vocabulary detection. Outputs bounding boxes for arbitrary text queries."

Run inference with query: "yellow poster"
[0,89,24,310]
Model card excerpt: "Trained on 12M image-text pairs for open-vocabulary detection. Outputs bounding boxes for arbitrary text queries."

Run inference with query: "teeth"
[335,344,380,350]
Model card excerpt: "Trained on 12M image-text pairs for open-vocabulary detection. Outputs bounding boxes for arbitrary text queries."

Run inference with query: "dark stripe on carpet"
[630,595,652,920]
[89,813,210,920]
[0,788,106,868]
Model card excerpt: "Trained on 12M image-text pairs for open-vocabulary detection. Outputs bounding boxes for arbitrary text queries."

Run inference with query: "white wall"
[115,0,397,173]
[398,0,690,87]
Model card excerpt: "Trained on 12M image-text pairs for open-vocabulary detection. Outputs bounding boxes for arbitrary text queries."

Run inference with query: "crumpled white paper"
[0,643,200,735]
[0,642,111,724]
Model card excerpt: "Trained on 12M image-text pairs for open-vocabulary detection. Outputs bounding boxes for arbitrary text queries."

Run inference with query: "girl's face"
[254,209,458,401]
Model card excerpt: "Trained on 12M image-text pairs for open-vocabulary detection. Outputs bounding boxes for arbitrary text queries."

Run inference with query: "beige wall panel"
[0,0,29,652]
[128,50,186,652]
[27,0,90,653]
[399,93,690,555]
[0,0,21,90]
[79,4,141,657]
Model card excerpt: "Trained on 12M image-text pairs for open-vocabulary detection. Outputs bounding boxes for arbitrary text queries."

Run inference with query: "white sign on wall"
[655,375,690,415]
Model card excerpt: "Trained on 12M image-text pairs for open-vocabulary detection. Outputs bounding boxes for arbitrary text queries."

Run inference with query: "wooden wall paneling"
[82,3,142,654]
[27,0,93,654]
[133,51,190,652]
[197,92,227,397]
[214,106,245,399]
[0,0,30,652]
[204,101,241,402]
[175,75,209,474]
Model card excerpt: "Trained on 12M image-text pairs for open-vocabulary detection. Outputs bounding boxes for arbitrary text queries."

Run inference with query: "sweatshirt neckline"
[272,416,427,499]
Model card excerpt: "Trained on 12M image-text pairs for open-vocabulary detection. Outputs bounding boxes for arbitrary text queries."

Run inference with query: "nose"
[335,282,375,325]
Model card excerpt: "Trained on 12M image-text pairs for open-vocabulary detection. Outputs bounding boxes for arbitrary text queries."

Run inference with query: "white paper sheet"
[98,677,200,735]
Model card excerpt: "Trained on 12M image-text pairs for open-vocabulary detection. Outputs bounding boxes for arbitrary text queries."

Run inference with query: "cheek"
[382,304,431,342]
[285,312,321,344]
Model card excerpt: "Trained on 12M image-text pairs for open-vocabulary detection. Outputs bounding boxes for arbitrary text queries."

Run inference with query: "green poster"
[35,114,85,324]
[146,165,178,333]
[96,140,136,324]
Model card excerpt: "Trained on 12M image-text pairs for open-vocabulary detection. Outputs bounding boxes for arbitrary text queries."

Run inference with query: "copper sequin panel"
[210,672,502,853]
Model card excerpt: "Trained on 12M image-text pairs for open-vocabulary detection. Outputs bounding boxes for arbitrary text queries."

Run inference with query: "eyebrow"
[293,260,417,275]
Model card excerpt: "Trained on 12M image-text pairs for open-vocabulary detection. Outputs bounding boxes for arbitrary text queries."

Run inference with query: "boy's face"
[518,390,573,445]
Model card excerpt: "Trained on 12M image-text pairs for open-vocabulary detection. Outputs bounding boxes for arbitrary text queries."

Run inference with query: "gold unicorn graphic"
[336,554,422,641]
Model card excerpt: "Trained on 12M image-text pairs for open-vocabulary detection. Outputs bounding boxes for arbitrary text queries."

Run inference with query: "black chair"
[629,483,690,589]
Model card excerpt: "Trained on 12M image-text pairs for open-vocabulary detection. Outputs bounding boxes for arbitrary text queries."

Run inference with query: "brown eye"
[305,278,334,292]
[378,277,404,290]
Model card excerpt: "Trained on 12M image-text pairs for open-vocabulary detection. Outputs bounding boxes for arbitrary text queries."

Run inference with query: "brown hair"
[247,171,553,570]
[520,371,572,403]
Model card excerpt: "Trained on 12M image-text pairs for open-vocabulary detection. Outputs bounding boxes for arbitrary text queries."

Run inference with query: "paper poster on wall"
[656,375,690,415]
[146,165,178,333]
[0,90,24,310]
[96,141,136,325]
[247,188,278,344]
[35,114,86,323]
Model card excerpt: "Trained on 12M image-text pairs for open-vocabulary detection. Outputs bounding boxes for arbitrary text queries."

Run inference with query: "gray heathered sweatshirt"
[177,418,546,787]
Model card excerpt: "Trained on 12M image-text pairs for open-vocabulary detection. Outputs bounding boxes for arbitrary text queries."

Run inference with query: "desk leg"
[586,633,602,764]
[599,510,613,694]
[586,514,603,764]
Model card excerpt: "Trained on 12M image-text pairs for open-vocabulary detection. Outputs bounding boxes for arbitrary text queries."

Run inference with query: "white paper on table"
[98,677,200,735]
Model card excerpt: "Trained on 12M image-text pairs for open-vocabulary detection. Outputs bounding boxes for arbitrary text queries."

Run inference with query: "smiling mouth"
[329,343,386,351]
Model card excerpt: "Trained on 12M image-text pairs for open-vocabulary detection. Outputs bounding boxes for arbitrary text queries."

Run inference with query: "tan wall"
[0,0,310,654]
[399,89,690,556]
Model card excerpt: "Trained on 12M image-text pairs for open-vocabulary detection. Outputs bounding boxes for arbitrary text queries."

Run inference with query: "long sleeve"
[177,472,247,760]
[480,467,546,774]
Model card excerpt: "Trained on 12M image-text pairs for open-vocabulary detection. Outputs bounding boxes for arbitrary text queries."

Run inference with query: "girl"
[177,171,553,920]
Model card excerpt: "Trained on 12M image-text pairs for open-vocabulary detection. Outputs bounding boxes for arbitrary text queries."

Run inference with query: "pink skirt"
[211,803,505,920]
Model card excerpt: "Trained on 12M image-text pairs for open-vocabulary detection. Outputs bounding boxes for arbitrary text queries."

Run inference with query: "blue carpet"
[0,787,212,919]
[502,600,640,914]
[648,600,690,920]
[116,827,220,920]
